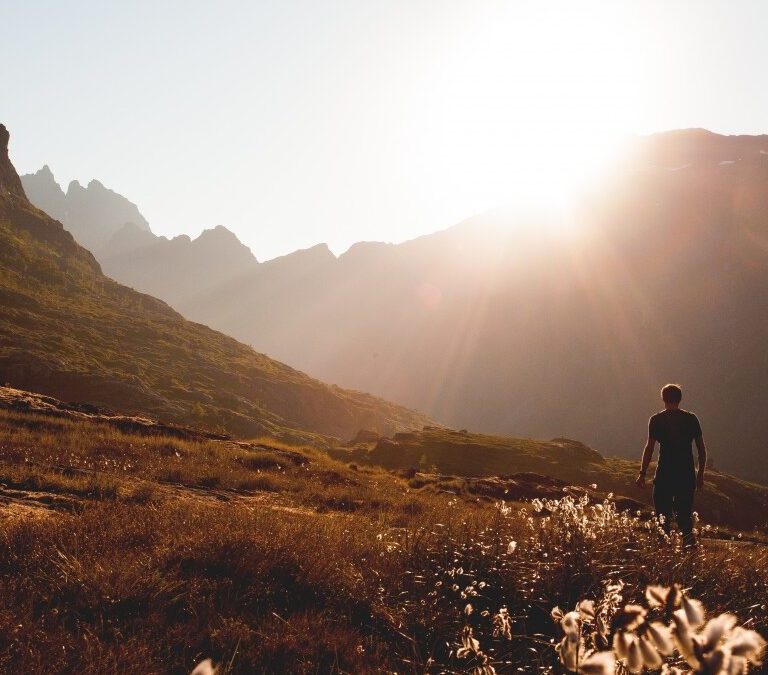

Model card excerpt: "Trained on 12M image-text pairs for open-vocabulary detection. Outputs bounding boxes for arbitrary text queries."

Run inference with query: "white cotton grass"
[190,658,217,675]
[455,603,513,674]
[551,582,766,674]
[444,494,764,674]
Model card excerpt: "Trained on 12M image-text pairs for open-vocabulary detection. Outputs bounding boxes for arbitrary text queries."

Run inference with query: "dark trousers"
[653,480,695,539]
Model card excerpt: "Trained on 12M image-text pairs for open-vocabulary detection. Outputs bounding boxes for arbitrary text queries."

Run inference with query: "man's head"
[661,383,683,408]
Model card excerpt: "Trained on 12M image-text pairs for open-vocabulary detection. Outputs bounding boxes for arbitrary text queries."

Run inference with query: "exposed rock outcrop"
[0,125,26,199]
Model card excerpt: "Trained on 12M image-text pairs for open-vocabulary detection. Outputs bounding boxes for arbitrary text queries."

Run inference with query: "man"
[636,384,706,546]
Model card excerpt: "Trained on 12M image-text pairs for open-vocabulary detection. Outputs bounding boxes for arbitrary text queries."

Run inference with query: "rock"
[0,124,27,199]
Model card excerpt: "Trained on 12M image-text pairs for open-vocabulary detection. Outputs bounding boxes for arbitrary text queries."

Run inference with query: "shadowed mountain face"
[20,129,768,482]
[0,124,429,441]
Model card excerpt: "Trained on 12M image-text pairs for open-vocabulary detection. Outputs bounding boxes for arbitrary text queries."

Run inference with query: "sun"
[405,1,650,230]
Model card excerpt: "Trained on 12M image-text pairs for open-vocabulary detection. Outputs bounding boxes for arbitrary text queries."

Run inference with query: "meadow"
[0,402,765,674]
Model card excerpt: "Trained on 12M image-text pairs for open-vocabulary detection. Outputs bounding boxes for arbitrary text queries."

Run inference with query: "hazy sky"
[3,0,768,260]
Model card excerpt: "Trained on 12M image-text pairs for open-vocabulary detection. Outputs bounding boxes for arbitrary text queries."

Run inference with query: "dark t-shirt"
[649,409,702,486]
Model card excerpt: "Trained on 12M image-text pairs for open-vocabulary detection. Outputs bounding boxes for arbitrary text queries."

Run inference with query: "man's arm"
[636,435,656,488]
[694,435,706,490]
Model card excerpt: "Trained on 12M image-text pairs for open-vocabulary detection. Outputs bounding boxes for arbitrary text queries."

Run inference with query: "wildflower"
[190,659,217,675]
[556,633,586,672]
[638,634,663,669]
[577,599,595,621]
[725,626,766,665]
[492,607,512,640]
[645,621,674,655]
[612,631,633,660]
[612,604,646,632]
[578,650,615,674]
[682,595,705,628]
[625,637,643,672]
[559,610,583,644]
[672,609,698,666]
[457,626,480,657]
[701,613,738,652]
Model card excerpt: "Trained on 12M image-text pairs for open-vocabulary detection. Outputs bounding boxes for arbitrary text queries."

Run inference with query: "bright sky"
[3,0,767,260]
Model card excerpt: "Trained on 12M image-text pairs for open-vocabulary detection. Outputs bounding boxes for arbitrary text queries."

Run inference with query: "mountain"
[173,128,768,482]
[21,165,150,251]
[99,224,258,310]
[0,123,429,441]
[20,167,259,307]
[20,130,768,482]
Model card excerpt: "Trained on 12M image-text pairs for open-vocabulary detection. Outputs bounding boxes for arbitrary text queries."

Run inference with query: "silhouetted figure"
[636,384,707,547]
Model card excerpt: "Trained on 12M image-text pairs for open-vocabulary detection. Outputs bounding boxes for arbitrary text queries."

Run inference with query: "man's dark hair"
[661,383,683,404]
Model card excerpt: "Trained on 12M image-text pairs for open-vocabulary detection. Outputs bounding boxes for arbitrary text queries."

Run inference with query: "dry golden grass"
[0,408,765,673]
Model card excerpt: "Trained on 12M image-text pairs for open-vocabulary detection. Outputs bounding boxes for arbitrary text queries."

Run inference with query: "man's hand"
[635,472,647,489]
[696,472,705,491]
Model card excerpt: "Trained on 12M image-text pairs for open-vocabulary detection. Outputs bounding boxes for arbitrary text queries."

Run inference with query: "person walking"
[636,384,707,546]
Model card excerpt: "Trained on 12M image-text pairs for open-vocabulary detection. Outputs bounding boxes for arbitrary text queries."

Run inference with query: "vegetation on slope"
[0,124,429,441]
[331,428,768,532]
[0,388,765,673]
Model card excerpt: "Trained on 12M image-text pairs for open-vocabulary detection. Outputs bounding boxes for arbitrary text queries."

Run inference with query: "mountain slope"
[20,130,768,482]
[0,124,429,440]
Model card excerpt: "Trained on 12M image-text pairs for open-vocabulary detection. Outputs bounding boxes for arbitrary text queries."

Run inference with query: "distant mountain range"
[21,129,768,482]
[21,165,151,251]
[1,124,429,442]
[21,166,258,309]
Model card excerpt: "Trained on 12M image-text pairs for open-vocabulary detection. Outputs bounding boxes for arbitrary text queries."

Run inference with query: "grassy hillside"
[331,428,768,532]
[0,124,429,441]
[0,387,765,673]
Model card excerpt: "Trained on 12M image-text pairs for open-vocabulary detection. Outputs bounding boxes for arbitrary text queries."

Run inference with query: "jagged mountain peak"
[197,224,242,243]
[37,164,55,179]
[194,225,256,259]
[21,165,151,250]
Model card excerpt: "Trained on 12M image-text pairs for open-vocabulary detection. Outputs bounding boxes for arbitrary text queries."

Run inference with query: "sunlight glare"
[406,1,648,235]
